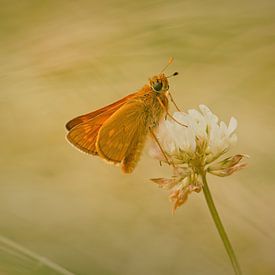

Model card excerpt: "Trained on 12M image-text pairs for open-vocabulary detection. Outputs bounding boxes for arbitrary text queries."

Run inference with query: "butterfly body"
[66,73,171,173]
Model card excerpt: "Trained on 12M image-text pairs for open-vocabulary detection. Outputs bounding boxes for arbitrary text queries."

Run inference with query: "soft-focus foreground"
[0,1,275,274]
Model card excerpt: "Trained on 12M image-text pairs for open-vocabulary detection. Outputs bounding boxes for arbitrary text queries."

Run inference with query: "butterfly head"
[149,72,178,93]
[149,73,169,93]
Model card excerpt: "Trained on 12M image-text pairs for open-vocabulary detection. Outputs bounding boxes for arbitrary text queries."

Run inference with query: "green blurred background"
[0,0,275,274]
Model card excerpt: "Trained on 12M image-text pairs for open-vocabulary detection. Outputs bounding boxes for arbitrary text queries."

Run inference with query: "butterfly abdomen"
[121,123,149,173]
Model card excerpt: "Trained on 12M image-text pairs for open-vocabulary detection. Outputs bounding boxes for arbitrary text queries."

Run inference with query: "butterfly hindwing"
[96,99,150,173]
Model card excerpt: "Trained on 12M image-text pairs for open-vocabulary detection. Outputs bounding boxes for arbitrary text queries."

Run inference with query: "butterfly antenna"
[160,57,174,73]
[167,72,178,78]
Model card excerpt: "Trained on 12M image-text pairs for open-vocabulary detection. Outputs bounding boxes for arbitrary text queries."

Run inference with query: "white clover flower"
[149,105,247,212]
[150,105,237,163]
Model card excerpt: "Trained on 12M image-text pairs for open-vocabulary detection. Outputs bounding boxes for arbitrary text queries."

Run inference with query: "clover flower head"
[149,105,247,212]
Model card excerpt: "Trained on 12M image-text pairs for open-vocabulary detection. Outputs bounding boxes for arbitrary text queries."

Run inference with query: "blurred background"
[0,0,275,274]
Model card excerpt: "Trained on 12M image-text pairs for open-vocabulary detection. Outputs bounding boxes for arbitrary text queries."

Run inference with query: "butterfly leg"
[168,92,181,112]
[149,127,175,168]
[157,97,187,128]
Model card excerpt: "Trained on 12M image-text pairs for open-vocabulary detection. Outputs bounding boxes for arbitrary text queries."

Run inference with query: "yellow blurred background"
[0,0,275,274]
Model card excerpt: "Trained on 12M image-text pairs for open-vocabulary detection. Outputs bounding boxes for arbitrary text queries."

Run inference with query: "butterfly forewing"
[66,92,137,130]
[66,110,113,154]
[66,92,138,154]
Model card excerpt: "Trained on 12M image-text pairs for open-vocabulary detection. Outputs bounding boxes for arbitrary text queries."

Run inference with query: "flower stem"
[201,172,242,275]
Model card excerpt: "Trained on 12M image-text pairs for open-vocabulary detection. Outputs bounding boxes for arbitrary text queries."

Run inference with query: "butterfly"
[66,59,181,173]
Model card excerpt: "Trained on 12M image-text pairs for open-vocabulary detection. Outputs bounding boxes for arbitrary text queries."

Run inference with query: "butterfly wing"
[96,99,151,173]
[66,92,137,130]
[66,108,117,155]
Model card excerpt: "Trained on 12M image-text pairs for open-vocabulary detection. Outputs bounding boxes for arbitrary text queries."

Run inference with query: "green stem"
[201,171,242,275]
[0,235,74,275]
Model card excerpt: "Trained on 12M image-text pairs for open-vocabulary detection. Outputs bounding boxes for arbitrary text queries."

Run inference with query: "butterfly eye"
[153,81,163,92]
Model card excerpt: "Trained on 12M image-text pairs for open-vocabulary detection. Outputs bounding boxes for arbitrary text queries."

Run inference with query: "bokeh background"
[0,0,275,274]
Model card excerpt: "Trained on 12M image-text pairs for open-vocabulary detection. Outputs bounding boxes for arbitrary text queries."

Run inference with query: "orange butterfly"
[66,60,180,173]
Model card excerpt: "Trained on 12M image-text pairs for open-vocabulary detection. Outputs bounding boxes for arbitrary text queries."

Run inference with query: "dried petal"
[173,166,191,178]
[208,154,248,177]
[209,163,247,177]
[170,189,189,213]
[150,177,181,189]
